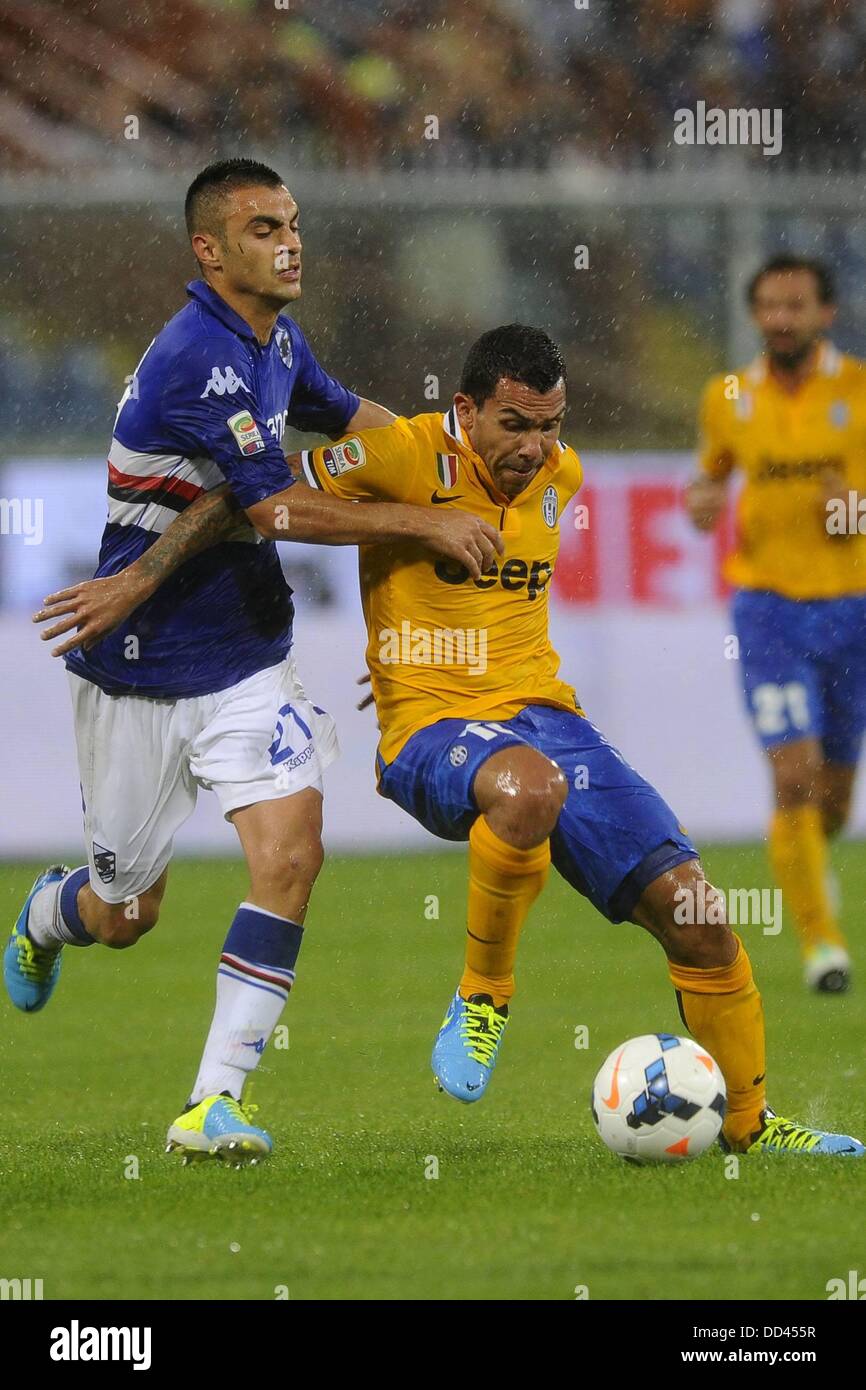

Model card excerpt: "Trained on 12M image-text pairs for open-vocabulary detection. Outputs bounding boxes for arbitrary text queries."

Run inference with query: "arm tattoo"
[133,484,241,591]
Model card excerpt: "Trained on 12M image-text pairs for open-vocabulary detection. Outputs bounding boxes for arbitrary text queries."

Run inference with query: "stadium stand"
[0,0,863,174]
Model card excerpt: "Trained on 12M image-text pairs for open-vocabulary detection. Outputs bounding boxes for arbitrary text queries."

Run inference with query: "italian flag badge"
[436,453,459,488]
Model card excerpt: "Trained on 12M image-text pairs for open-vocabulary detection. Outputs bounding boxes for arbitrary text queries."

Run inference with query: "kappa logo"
[227,410,265,456]
[449,744,468,767]
[321,438,366,478]
[200,365,250,399]
[92,843,116,885]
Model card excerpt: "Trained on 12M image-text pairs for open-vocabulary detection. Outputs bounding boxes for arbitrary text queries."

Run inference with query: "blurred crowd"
[3,0,866,453]
[1,0,864,173]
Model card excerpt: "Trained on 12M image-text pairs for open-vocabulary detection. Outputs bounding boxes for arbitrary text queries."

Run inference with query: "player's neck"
[765,340,822,393]
[206,280,281,345]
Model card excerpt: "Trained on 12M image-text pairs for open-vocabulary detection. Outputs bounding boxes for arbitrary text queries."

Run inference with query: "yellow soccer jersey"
[298,406,584,762]
[698,342,866,598]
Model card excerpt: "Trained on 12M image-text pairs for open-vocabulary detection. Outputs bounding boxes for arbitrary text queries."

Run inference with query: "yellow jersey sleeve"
[557,441,583,502]
[297,418,421,502]
[698,375,737,480]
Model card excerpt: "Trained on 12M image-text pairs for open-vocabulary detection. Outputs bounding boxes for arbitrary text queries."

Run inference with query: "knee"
[540,767,569,827]
[773,757,818,807]
[486,754,568,841]
[635,862,735,968]
[252,834,325,897]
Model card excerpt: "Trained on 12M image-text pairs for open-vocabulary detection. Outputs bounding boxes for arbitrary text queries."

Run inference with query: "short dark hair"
[459,324,566,406]
[747,255,835,306]
[184,158,285,238]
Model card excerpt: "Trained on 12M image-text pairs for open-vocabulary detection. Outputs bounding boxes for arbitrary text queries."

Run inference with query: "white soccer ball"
[591,1034,726,1163]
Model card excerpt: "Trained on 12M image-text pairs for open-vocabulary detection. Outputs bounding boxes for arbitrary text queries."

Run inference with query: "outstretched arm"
[34,483,242,656]
[35,470,502,657]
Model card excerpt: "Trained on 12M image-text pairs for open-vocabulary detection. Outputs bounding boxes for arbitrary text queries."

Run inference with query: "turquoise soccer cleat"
[431,990,509,1103]
[165,1092,273,1164]
[4,864,69,1013]
[721,1108,865,1157]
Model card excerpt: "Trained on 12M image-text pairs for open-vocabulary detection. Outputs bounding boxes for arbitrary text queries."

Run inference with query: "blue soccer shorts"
[732,588,866,764]
[376,704,698,924]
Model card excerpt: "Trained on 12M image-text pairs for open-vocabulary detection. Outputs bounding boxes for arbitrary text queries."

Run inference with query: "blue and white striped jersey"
[65,280,359,698]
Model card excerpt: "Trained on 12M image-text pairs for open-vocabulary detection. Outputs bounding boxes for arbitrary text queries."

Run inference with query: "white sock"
[189,902,303,1105]
[27,867,94,949]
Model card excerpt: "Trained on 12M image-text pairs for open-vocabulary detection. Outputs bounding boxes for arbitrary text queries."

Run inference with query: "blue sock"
[58,867,95,945]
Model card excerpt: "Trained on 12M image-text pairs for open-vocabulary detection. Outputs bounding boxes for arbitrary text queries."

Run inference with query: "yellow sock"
[459,817,550,1008]
[769,805,846,952]
[668,937,766,1149]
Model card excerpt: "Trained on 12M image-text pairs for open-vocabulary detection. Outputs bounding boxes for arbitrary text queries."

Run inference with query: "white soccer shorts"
[67,655,339,904]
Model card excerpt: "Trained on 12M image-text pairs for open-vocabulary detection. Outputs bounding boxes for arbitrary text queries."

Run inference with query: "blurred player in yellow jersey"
[62,324,864,1155]
[686,256,866,994]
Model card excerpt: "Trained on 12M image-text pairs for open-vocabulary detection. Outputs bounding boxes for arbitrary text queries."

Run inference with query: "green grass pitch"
[1,844,863,1301]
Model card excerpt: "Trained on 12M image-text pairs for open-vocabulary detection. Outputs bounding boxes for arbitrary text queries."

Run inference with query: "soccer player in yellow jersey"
[56,324,864,1156]
[686,256,866,994]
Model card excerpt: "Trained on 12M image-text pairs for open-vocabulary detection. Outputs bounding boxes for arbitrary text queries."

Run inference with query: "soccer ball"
[591,1034,726,1163]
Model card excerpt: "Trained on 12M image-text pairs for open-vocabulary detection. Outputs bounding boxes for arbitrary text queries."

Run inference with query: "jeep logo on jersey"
[542,485,559,528]
[227,410,265,456]
[434,556,553,600]
[92,842,116,884]
[275,328,293,369]
[322,438,366,478]
[200,365,250,399]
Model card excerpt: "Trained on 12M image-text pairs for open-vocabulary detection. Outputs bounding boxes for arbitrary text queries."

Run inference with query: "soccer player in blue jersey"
[5,159,500,1162]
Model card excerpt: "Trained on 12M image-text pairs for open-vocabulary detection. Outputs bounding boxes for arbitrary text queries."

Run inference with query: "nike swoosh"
[602,1047,626,1110]
[431,491,465,504]
[466,1082,480,1091]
